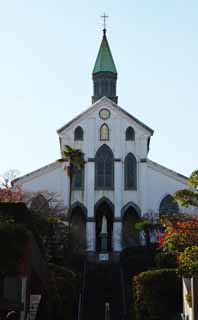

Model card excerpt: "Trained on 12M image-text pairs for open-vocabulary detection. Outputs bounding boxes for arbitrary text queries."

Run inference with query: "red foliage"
[158,216,198,251]
[0,187,22,202]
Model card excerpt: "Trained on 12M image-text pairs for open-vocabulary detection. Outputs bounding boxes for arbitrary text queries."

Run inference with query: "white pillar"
[113,221,122,252]
[114,161,123,218]
[139,160,148,215]
[86,161,95,218]
[86,221,95,251]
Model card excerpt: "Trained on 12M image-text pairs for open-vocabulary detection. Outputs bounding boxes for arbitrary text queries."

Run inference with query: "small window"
[74,126,84,141]
[124,153,137,190]
[100,123,109,141]
[126,127,135,141]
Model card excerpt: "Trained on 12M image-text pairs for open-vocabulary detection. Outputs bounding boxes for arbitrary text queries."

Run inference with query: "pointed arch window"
[159,195,179,216]
[126,127,135,141]
[74,126,84,141]
[124,153,137,190]
[100,123,109,141]
[95,145,114,190]
[73,166,84,190]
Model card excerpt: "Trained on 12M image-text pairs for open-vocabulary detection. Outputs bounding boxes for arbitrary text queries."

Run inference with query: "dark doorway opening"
[122,207,140,248]
[70,205,87,250]
[95,200,114,252]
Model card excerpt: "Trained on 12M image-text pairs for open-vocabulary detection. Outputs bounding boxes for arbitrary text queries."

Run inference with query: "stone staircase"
[81,257,125,320]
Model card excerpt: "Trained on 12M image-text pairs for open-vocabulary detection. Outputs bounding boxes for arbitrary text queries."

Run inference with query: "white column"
[113,221,122,252]
[86,221,95,251]
[114,161,123,218]
[139,160,148,215]
[86,161,95,218]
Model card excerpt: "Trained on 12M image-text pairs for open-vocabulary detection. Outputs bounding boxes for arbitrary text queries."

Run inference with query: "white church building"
[14,28,188,254]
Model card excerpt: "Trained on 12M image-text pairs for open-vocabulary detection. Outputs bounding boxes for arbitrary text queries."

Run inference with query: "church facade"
[14,29,189,253]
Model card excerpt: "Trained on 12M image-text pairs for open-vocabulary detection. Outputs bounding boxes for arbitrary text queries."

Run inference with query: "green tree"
[174,169,198,207]
[135,212,161,249]
[58,145,85,214]
[178,246,198,278]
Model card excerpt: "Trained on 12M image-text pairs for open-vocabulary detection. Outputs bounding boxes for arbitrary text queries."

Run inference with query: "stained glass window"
[100,123,109,141]
[124,153,137,190]
[95,145,114,189]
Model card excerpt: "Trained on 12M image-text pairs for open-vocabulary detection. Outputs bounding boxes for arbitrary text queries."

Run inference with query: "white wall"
[16,97,194,252]
[16,163,69,209]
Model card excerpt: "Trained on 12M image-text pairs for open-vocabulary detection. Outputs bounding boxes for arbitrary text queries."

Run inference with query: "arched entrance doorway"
[95,199,114,252]
[70,203,87,250]
[122,204,140,248]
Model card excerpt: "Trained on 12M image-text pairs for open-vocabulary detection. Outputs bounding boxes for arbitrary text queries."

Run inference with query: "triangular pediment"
[57,97,154,136]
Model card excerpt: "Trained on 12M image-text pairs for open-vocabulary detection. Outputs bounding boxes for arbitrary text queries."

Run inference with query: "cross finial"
[101,12,109,32]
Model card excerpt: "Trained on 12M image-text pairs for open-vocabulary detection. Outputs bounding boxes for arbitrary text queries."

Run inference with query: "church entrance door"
[95,200,114,252]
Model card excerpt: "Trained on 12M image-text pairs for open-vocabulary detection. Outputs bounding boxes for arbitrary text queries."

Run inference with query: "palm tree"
[58,145,85,214]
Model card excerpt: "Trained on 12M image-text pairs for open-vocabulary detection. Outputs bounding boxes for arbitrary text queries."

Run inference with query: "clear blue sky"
[0,0,198,178]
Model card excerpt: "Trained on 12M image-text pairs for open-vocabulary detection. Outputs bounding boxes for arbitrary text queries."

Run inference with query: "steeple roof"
[93,30,117,74]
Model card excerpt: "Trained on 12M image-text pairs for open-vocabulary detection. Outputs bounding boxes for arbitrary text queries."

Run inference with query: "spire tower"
[92,19,118,104]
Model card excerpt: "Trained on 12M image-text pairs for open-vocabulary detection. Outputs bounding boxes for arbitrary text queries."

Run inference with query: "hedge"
[133,269,182,320]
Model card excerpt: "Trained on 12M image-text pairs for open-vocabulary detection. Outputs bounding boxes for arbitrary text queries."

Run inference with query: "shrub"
[133,269,182,320]
[155,251,178,268]
[178,246,198,278]
[121,246,156,275]
[0,221,30,273]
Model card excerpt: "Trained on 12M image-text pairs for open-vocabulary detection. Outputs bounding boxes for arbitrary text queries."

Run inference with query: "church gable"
[57,97,154,163]
[57,97,154,138]
[57,97,154,161]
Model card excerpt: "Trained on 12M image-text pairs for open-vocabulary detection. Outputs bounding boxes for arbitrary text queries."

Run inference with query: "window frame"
[124,153,137,190]
[74,126,84,141]
[95,145,114,190]
[125,126,135,141]
[100,123,109,141]
[72,166,84,190]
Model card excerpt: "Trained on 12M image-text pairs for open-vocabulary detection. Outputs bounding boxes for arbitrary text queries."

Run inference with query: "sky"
[0,0,198,178]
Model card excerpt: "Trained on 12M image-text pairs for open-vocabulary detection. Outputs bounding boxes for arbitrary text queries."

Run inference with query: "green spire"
[93,30,117,74]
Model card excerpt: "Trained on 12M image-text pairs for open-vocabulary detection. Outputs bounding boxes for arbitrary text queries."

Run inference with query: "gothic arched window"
[124,153,137,190]
[126,127,135,141]
[95,145,114,190]
[100,123,109,141]
[74,126,84,141]
[159,195,179,216]
[73,166,84,190]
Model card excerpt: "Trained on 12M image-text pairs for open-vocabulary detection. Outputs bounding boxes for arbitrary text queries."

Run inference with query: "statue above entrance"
[101,216,107,234]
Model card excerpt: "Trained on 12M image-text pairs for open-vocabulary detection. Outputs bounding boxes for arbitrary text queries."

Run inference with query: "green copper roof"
[93,30,117,74]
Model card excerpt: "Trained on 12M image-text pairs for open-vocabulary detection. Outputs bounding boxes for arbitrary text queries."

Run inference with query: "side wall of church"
[16,164,69,208]
[147,163,196,215]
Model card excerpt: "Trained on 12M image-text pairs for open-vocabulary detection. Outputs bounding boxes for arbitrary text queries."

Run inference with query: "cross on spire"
[101,13,109,31]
